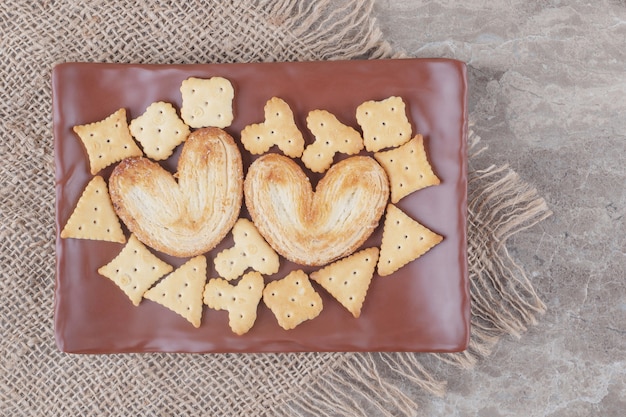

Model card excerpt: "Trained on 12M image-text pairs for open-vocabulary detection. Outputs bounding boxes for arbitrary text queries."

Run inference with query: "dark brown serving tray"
[53,59,469,353]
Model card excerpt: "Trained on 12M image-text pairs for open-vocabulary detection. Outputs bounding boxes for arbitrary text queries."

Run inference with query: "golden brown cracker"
[378,204,443,276]
[374,134,440,203]
[203,271,264,335]
[60,175,126,243]
[144,255,207,328]
[129,101,190,160]
[301,110,364,173]
[98,234,173,306]
[72,108,143,175]
[213,218,280,281]
[310,247,379,318]
[180,76,234,128]
[240,97,305,158]
[262,270,323,330]
[356,96,412,152]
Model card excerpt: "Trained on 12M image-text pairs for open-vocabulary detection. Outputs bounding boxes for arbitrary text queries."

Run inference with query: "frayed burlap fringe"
[254,0,399,60]
[1,1,550,416]
[272,129,552,416]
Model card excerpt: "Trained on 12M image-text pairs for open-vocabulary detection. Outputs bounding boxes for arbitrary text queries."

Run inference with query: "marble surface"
[373,1,626,416]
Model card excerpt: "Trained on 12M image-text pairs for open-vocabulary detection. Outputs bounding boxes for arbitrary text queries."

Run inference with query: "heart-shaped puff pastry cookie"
[109,127,243,257]
[245,154,389,266]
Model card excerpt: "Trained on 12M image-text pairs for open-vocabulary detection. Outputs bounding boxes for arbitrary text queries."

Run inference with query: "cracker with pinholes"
[301,110,364,173]
[240,97,305,158]
[374,134,440,203]
[129,101,190,160]
[213,218,280,281]
[180,76,234,128]
[378,204,443,277]
[356,96,412,152]
[310,247,379,318]
[98,234,173,306]
[203,271,264,335]
[73,108,143,175]
[60,175,126,243]
[144,255,207,328]
[263,270,323,330]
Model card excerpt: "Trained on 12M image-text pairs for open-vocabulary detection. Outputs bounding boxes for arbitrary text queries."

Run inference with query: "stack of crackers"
[61,76,443,334]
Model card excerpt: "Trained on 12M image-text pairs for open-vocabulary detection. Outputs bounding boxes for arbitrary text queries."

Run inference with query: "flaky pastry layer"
[245,154,389,266]
[109,127,243,257]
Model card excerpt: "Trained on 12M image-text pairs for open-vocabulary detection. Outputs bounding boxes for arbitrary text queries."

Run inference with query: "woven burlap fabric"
[0,1,550,416]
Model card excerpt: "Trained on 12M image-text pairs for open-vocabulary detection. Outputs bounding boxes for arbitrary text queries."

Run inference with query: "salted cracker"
[73,108,143,175]
[129,101,190,160]
[144,255,207,328]
[240,97,305,158]
[310,247,379,318]
[180,76,234,128]
[213,218,280,281]
[60,175,126,243]
[378,204,443,276]
[301,110,364,173]
[374,134,440,203]
[262,270,323,330]
[356,96,412,152]
[98,234,173,306]
[203,271,264,335]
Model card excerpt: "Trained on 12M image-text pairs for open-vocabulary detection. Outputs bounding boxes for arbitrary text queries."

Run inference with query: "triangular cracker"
[144,255,207,328]
[203,271,264,335]
[263,270,323,330]
[310,247,379,318]
[98,234,174,306]
[60,175,126,243]
[129,101,190,160]
[240,97,305,158]
[374,134,440,203]
[72,108,143,175]
[214,218,280,281]
[378,204,443,276]
[301,110,364,173]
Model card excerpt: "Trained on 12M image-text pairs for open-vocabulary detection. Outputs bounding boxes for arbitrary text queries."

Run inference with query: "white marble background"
[373,1,626,416]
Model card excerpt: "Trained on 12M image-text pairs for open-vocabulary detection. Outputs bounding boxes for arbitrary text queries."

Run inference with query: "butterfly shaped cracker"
[263,270,323,330]
[98,234,173,306]
[240,97,305,158]
[374,134,440,203]
[203,271,265,335]
[72,108,142,175]
[129,101,190,160]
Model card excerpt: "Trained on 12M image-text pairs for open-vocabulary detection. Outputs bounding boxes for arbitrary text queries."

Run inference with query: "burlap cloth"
[0,1,551,415]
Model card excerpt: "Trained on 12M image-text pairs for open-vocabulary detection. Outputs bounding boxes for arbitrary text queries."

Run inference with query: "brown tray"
[53,59,469,353]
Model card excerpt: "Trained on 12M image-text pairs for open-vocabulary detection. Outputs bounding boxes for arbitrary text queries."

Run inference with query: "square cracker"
[374,134,440,203]
[129,101,190,160]
[356,96,412,152]
[213,218,280,281]
[72,108,143,175]
[240,97,305,158]
[378,204,443,276]
[263,270,323,330]
[301,109,364,173]
[310,247,379,318]
[98,234,173,306]
[203,271,264,335]
[60,175,126,243]
[144,255,207,328]
[180,76,234,128]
